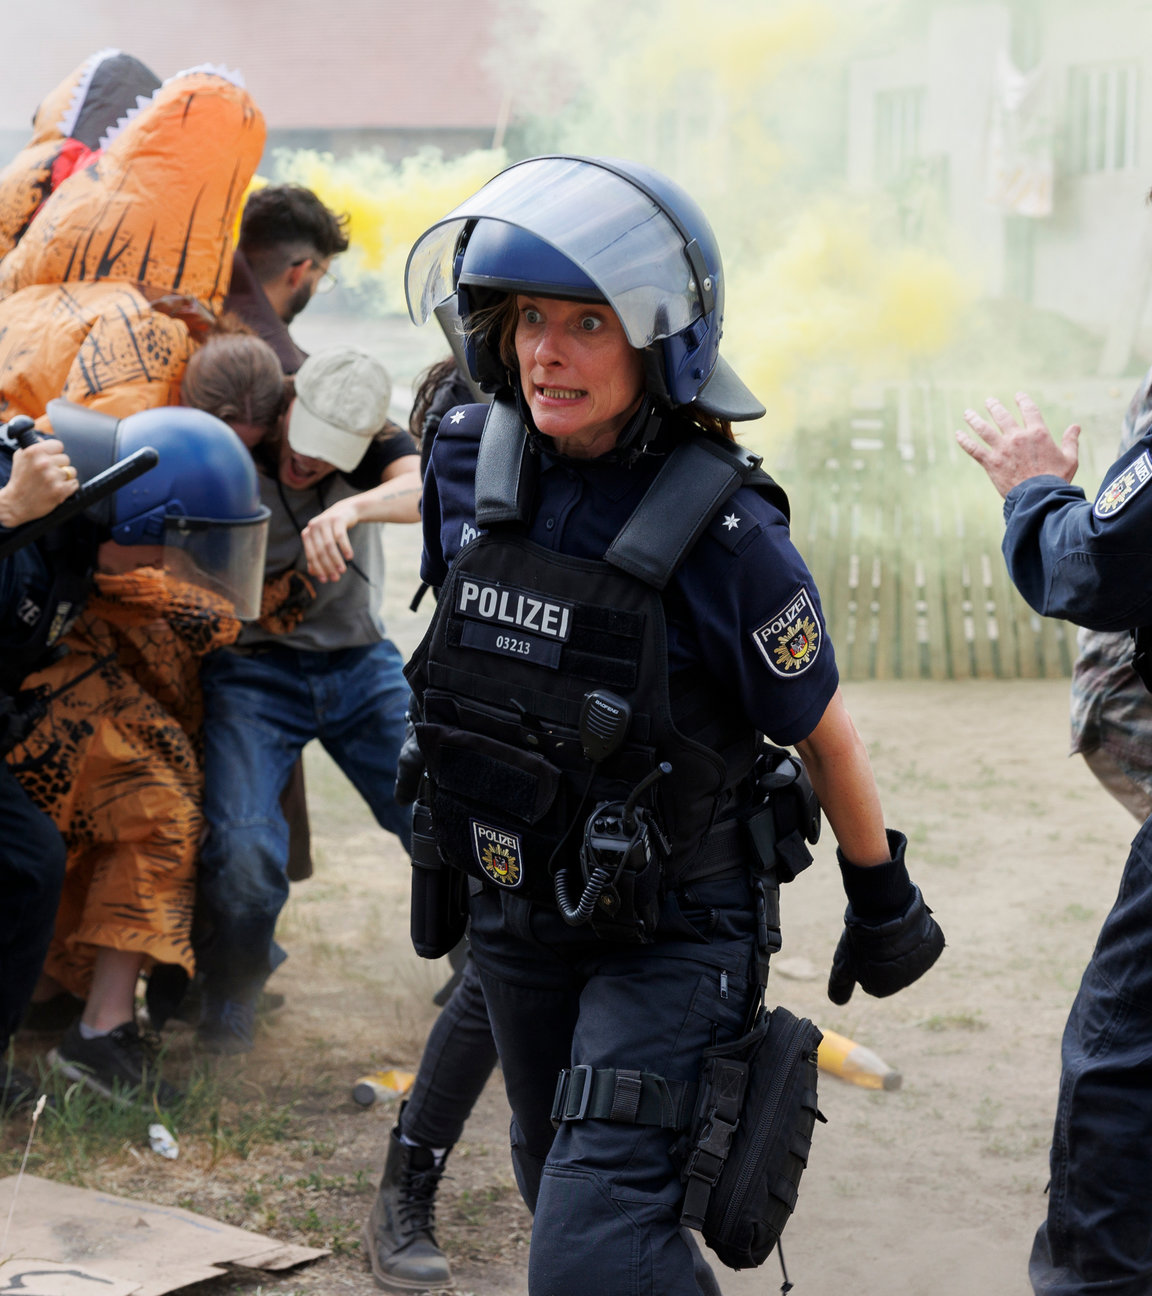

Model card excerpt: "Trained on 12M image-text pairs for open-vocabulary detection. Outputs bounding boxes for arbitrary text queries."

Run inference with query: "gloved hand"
[826,829,945,1005]
[394,709,425,807]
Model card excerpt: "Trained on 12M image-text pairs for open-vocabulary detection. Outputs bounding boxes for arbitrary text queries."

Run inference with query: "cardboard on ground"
[0,1175,327,1295]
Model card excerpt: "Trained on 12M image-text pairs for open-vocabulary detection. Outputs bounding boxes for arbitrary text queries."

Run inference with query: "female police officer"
[402,156,944,1295]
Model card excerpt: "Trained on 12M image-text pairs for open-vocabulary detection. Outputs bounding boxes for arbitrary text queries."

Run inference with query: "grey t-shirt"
[238,430,417,653]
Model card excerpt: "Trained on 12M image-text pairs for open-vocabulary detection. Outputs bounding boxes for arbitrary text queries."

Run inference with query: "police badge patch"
[752,587,823,678]
[471,820,524,888]
[1095,450,1152,519]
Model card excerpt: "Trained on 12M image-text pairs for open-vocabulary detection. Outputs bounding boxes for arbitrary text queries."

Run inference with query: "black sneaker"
[49,1021,182,1108]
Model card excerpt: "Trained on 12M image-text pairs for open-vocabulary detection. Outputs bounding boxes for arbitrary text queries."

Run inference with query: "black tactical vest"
[405,402,790,920]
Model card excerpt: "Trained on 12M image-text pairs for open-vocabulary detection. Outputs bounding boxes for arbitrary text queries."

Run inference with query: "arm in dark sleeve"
[341,424,419,490]
[419,454,449,588]
[1002,446,1152,629]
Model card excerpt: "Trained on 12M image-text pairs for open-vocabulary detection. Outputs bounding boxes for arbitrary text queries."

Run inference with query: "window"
[1066,63,1139,173]
[875,87,925,183]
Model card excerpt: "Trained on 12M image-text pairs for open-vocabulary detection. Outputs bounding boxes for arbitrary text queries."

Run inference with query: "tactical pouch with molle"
[679,1004,824,1270]
[409,798,469,959]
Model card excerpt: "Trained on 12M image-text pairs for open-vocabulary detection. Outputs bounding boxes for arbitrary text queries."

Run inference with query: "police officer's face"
[514,296,645,459]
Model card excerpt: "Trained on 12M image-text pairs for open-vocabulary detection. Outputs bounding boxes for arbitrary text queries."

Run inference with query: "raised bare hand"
[955,393,1080,499]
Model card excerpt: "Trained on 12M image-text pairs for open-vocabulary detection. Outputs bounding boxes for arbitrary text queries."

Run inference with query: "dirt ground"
[8,520,1140,1296]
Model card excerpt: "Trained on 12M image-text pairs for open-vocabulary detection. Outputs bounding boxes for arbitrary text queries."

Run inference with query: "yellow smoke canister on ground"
[817,1029,902,1091]
[352,1069,416,1107]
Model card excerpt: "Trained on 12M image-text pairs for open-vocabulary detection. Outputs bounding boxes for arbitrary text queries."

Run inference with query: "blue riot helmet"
[405,154,765,423]
[45,399,270,619]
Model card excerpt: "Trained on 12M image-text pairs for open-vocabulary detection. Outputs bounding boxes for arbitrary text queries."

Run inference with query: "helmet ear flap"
[458,284,514,393]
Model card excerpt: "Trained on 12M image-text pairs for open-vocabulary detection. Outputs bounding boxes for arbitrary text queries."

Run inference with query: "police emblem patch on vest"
[1094,450,1152,519]
[752,587,822,677]
[471,820,524,888]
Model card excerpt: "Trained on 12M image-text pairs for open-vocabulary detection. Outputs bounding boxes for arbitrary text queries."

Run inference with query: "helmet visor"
[162,510,270,621]
[405,156,703,348]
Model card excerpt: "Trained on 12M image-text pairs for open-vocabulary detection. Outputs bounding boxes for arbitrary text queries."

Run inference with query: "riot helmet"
[405,155,765,424]
[46,399,270,618]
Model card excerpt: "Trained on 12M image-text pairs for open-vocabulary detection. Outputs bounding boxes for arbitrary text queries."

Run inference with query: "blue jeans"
[1030,817,1152,1293]
[467,875,757,1296]
[196,641,412,999]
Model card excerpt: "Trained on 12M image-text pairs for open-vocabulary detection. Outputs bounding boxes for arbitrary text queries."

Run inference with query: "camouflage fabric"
[1068,366,1152,799]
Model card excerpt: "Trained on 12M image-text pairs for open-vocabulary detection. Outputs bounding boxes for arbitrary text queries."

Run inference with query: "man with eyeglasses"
[223,183,351,894]
[224,183,350,375]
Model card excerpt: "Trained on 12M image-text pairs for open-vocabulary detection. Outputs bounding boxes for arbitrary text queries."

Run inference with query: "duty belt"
[680,817,757,885]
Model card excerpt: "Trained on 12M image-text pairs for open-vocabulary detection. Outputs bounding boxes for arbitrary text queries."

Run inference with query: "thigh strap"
[551,1063,697,1130]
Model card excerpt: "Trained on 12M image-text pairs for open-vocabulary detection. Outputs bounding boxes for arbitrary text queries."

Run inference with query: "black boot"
[363,1128,451,1291]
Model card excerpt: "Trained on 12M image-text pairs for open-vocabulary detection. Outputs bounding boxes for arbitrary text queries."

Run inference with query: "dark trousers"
[467,875,758,1296]
[1030,817,1152,1293]
[400,951,498,1150]
[0,765,66,1051]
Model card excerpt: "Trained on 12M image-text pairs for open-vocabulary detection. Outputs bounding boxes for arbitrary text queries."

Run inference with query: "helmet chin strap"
[612,397,668,464]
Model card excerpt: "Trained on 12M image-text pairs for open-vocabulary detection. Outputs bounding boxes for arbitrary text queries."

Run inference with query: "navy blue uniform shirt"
[1003,428,1152,631]
[421,404,839,747]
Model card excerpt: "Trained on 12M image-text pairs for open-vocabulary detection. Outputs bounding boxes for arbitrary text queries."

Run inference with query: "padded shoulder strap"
[606,436,789,590]
[474,397,535,525]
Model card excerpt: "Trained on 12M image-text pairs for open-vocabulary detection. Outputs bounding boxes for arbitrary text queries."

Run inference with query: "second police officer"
[959,392,1152,1295]
[402,155,946,1295]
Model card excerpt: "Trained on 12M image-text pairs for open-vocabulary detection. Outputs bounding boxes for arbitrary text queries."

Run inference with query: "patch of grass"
[450,1184,512,1227]
[293,1168,347,1192]
[286,1204,361,1253]
[0,1055,301,1181]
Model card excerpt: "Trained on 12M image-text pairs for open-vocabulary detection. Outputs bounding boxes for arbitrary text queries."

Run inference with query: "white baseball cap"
[287,346,393,472]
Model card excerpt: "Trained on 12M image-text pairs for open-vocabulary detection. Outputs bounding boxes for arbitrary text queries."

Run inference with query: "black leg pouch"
[410,799,469,959]
[679,1004,824,1270]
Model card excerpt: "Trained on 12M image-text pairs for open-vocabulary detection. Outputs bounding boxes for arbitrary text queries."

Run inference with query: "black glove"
[827,830,944,1005]
[394,707,425,807]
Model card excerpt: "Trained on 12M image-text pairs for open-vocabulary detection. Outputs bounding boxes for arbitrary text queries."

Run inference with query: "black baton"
[0,445,160,560]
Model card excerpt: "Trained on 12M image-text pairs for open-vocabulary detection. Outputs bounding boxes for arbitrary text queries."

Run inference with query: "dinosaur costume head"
[0,49,160,261]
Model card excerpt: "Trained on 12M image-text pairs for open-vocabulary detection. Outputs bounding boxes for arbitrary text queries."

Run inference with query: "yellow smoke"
[270,146,509,311]
[492,0,974,436]
[726,205,975,439]
[256,0,972,437]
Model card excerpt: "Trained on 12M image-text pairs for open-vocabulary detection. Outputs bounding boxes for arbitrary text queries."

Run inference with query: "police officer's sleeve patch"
[1094,450,1152,519]
[752,587,822,677]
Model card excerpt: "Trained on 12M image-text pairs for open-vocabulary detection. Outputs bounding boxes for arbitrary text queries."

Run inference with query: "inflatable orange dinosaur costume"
[0,48,160,262]
[4,62,266,1001]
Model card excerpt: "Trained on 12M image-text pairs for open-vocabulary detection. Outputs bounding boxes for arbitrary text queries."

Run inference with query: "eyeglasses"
[292,257,339,295]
